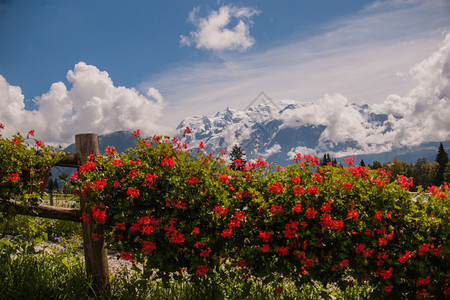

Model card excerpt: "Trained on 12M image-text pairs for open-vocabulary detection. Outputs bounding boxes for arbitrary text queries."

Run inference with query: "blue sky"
[0,0,449,146]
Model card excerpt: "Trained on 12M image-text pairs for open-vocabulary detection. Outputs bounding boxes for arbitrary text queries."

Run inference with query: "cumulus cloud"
[180,5,260,51]
[276,32,450,157]
[145,0,450,128]
[373,32,450,147]
[0,62,173,146]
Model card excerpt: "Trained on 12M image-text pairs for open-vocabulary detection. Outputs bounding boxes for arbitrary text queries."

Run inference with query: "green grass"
[0,214,377,299]
[0,237,376,300]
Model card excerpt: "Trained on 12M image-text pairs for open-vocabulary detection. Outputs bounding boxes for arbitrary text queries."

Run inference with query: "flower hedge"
[0,125,60,205]
[3,125,448,298]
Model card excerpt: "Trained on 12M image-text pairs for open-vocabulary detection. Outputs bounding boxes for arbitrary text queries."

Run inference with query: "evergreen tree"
[229,145,247,171]
[444,162,450,183]
[360,159,366,167]
[320,154,332,166]
[368,161,383,170]
[412,158,438,191]
[434,143,448,186]
[332,158,337,166]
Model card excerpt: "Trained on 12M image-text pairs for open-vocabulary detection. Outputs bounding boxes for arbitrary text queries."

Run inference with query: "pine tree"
[444,162,450,183]
[369,161,382,170]
[434,142,449,186]
[320,154,332,166]
[229,145,247,171]
[360,159,366,167]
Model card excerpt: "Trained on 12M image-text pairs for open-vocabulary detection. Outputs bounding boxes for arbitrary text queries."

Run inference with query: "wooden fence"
[2,133,110,293]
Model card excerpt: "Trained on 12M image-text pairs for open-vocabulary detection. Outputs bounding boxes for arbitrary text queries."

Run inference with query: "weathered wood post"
[75,133,110,293]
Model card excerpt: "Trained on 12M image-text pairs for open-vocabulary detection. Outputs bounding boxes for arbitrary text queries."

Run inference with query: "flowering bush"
[47,130,450,297]
[0,125,61,204]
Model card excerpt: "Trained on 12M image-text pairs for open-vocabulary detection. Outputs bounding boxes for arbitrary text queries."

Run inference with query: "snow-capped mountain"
[174,98,447,165]
[61,98,448,167]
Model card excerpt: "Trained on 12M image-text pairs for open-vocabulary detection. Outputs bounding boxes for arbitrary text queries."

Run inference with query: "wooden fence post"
[75,133,110,293]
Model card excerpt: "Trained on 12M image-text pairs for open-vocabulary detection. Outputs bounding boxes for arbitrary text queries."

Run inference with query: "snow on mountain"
[175,97,446,165]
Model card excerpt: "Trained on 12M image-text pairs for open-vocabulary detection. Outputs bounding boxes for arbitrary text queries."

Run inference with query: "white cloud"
[180,5,260,51]
[0,62,174,146]
[145,0,450,128]
[373,32,450,147]
[278,32,450,157]
[260,143,281,159]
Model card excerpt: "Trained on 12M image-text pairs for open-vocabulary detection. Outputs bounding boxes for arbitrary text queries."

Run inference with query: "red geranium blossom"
[196,264,208,276]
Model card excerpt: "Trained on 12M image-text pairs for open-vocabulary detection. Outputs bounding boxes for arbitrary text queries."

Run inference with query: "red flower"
[80,212,90,223]
[305,207,316,219]
[133,129,140,137]
[142,241,157,255]
[375,211,382,221]
[261,244,270,252]
[347,209,359,221]
[383,285,393,293]
[292,203,302,213]
[293,153,302,162]
[200,249,212,257]
[292,176,301,185]
[283,220,299,239]
[28,129,35,137]
[191,227,200,235]
[199,141,205,149]
[339,259,349,268]
[219,174,229,183]
[212,206,229,217]
[120,251,135,262]
[7,173,20,181]
[35,140,43,147]
[259,231,271,243]
[416,276,430,287]
[398,175,413,189]
[92,204,107,224]
[161,157,176,168]
[269,182,283,194]
[171,231,185,244]
[418,243,430,256]
[355,243,365,254]
[307,186,318,195]
[236,260,248,268]
[343,182,352,191]
[378,237,388,247]
[126,187,140,198]
[343,157,355,166]
[275,246,289,256]
[270,205,284,216]
[320,199,332,213]
[187,176,198,185]
[399,250,415,264]
[184,126,191,134]
[380,267,393,280]
[293,186,305,196]
[312,173,322,183]
[196,264,208,276]
[105,146,116,155]
[113,159,123,167]
[115,222,126,231]
[221,228,233,238]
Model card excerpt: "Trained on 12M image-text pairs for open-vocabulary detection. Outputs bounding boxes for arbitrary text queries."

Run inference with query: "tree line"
[323,142,449,191]
[230,142,449,192]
